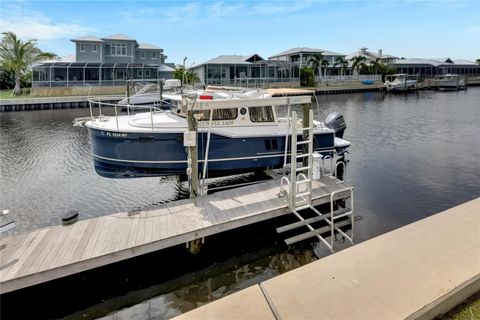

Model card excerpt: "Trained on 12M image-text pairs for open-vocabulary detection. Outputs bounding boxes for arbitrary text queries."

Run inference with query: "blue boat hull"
[88,128,336,178]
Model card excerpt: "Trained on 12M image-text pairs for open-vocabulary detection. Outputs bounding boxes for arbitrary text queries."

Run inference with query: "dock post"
[302,102,311,166]
[187,107,199,198]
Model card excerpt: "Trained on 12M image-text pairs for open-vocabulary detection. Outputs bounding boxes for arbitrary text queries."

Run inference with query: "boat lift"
[181,95,354,252]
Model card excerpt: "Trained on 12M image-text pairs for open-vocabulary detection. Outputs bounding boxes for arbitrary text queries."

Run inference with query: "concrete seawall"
[175,198,480,320]
[0,95,123,112]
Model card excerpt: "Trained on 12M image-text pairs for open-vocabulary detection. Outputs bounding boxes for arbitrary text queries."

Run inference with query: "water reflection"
[98,250,317,320]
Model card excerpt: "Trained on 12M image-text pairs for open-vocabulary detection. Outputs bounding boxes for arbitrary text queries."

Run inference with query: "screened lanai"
[32,62,159,87]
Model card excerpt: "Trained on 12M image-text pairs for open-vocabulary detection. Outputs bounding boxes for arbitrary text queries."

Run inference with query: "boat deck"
[0,176,352,294]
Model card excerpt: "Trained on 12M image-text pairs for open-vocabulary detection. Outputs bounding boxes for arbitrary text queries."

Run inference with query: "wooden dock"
[175,197,480,320]
[0,176,352,294]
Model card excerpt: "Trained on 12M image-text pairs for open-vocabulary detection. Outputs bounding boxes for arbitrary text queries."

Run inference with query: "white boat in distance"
[384,74,418,92]
[117,79,184,107]
[436,74,466,90]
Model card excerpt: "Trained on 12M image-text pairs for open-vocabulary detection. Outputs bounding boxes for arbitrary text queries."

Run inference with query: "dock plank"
[36,224,77,272]
[70,219,100,264]
[20,226,69,276]
[0,230,45,279]
[81,218,106,260]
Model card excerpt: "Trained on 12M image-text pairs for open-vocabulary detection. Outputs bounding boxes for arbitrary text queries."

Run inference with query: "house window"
[152,52,157,59]
[140,51,145,59]
[110,43,127,56]
[137,70,142,77]
[80,44,85,52]
[92,44,97,52]
[145,69,150,77]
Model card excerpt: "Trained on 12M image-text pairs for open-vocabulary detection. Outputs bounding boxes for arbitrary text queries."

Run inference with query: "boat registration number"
[101,131,128,138]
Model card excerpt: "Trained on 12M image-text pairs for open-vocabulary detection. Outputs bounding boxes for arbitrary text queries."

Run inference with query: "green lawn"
[438,291,480,319]
[0,89,31,99]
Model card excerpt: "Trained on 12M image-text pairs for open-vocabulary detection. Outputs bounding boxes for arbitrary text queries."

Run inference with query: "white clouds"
[120,2,202,27]
[0,5,94,41]
[120,0,315,27]
[208,2,244,17]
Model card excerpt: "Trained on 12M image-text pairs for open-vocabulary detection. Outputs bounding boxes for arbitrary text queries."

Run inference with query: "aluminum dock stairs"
[277,110,354,252]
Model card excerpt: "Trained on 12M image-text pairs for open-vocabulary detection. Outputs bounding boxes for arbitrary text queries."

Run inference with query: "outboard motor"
[325,112,346,138]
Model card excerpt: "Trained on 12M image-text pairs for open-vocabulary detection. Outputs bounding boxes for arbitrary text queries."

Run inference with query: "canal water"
[1,88,479,319]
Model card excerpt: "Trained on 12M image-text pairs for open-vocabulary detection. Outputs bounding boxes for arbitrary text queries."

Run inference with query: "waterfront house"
[32,34,174,89]
[392,58,480,78]
[189,54,297,86]
[346,48,398,66]
[268,47,346,77]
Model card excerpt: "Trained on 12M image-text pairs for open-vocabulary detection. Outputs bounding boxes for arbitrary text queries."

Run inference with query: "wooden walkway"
[0,176,352,294]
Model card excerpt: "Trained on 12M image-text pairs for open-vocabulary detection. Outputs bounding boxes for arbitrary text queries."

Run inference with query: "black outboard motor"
[325,112,346,138]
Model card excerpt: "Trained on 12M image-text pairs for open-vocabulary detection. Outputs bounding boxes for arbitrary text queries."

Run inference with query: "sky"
[0,0,479,66]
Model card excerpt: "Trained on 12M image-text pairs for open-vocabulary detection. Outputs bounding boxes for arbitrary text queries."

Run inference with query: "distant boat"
[436,74,466,91]
[384,74,417,92]
[362,79,375,85]
[117,79,183,108]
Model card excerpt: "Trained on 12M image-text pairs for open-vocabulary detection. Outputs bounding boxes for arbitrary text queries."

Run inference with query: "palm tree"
[320,59,329,78]
[351,55,367,75]
[308,53,323,77]
[334,56,348,77]
[369,57,381,75]
[0,32,57,95]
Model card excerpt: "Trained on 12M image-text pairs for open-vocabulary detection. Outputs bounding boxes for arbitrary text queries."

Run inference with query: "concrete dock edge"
[175,198,480,320]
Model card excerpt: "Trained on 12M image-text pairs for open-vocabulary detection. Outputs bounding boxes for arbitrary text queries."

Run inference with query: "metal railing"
[86,97,167,131]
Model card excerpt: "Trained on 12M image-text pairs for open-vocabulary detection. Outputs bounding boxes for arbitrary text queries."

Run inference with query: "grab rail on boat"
[87,98,172,131]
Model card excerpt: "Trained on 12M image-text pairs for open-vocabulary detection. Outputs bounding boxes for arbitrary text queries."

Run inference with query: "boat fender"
[62,210,79,225]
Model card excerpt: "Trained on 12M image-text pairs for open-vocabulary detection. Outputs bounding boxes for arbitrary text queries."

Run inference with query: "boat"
[384,74,418,92]
[436,74,466,90]
[362,79,375,85]
[117,79,183,108]
[83,88,350,179]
